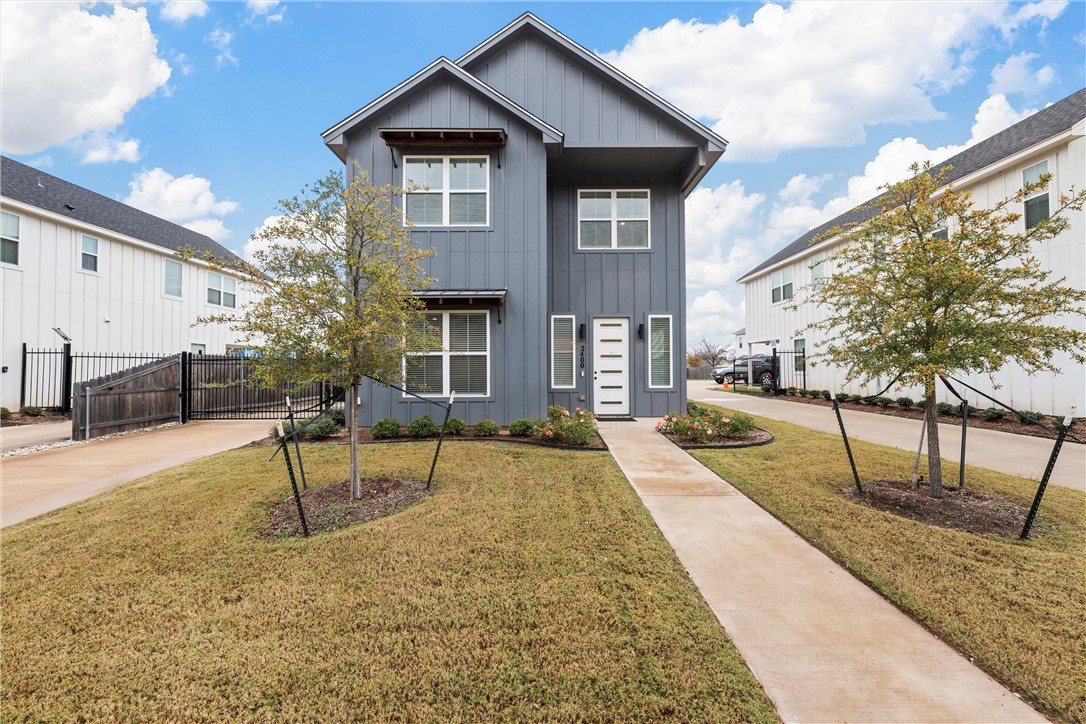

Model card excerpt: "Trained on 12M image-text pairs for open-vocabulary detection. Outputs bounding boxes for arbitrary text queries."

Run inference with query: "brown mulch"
[660,428,773,449]
[261,477,430,539]
[840,478,1044,538]
[720,389,1081,444]
[0,411,69,427]
[245,427,608,450]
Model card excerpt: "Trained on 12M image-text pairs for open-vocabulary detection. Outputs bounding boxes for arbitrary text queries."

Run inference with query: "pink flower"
[545,429,553,437]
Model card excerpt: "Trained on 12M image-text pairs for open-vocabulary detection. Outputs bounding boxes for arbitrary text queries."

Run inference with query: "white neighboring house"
[737,88,1086,415]
[0,157,259,410]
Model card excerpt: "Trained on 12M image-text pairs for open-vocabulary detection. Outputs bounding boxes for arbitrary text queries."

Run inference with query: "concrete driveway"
[1,421,71,452]
[688,379,1085,492]
[1,420,271,527]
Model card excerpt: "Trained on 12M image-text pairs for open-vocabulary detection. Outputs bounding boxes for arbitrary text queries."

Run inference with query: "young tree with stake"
[805,163,1086,497]
[197,170,435,499]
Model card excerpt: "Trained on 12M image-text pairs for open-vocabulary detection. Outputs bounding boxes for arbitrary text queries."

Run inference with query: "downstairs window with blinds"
[551,315,575,388]
[647,315,673,389]
[405,311,489,397]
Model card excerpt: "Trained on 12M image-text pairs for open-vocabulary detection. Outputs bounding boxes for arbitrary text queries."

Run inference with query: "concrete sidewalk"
[1,421,72,452]
[598,419,1044,723]
[1,420,271,527]
[689,380,1085,492]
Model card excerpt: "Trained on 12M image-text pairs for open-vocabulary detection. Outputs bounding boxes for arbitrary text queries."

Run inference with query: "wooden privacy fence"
[687,365,714,380]
[72,356,182,441]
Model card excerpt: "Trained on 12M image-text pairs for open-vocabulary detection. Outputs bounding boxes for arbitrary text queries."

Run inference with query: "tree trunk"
[349,382,361,500]
[924,381,944,498]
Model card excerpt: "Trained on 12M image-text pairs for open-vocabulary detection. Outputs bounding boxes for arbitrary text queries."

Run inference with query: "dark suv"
[712,355,776,385]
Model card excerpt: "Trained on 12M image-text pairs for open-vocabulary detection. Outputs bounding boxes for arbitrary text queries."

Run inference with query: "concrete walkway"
[1,421,72,452]
[1,420,271,527]
[689,380,1085,492]
[599,419,1045,723]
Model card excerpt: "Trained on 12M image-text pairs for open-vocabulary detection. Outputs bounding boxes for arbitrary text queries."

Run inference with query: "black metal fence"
[21,344,170,412]
[182,353,329,421]
[771,349,807,393]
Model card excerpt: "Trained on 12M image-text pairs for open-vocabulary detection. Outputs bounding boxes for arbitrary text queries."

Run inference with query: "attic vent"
[64,204,75,211]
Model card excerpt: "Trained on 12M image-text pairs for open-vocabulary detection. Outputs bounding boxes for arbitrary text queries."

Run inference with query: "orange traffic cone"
[723,379,730,389]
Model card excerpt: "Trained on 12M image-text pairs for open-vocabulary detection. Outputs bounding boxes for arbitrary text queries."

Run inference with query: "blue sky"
[2,1,1084,345]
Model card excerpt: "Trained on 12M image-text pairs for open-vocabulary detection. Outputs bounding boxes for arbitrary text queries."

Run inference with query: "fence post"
[61,343,73,415]
[20,343,28,410]
[771,348,780,395]
[180,352,191,424]
[84,386,91,441]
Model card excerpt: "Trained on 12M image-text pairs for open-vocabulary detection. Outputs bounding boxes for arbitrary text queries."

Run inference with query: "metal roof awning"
[380,128,507,148]
[413,289,507,305]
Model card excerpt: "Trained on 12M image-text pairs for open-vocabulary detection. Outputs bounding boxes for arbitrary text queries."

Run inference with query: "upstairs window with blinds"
[80,235,99,272]
[164,259,183,297]
[404,156,489,227]
[647,315,673,389]
[1023,160,1050,230]
[1,211,20,265]
[770,267,793,303]
[578,190,650,249]
[405,311,489,397]
[551,315,575,388]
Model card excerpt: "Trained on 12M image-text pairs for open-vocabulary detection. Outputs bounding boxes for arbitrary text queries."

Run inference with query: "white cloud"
[245,0,285,23]
[72,132,141,164]
[989,52,1055,95]
[205,26,237,67]
[0,3,170,155]
[243,214,288,261]
[160,0,208,25]
[125,168,238,240]
[27,155,54,169]
[604,2,1066,161]
[174,52,193,76]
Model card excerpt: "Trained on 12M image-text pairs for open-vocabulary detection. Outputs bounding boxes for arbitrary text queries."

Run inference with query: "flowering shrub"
[656,409,756,443]
[540,404,597,446]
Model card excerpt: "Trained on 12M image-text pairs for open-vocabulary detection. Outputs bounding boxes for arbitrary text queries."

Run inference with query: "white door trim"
[592,317,630,416]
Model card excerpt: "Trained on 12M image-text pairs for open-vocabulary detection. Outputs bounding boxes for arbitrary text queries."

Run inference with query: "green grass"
[1,443,776,722]
[689,407,1086,723]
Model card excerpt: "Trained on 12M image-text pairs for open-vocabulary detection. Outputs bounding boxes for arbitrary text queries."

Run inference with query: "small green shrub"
[407,414,439,438]
[798,389,809,397]
[540,405,597,446]
[687,401,707,417]
[895,397,914,409]
[847,394,862,403]
[473,419,500,437]
[0,406,10,420]
[1019,410,1047,423]
[509,418,539,436]
[760,379,775,394]
[981,406,1006,421]
[834,392,849,403]
[371,417,402,439]
[21,406,43,417]
[723,411,756,437]
[329,407,346,426]
[444,417,466,435]
[873,396,892,408]
[786,387,797,396]
[302,416,341,440]
[820,390,831,400]
[936,402,956,416]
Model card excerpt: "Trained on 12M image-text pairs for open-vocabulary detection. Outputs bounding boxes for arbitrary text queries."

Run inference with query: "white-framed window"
[1,210,20,265]
[207,271,236,308]
[810,253,826,286]
[403,156,489,227]
[551,315,576,389]
[164,259,183,298]
[1023,160,1050,230]
[647,314,673,389]
[405,310,490,397]
[931,226,949,240]
[793,337,806,372]
[771,267,793,303]
[191,343,207,355]
[80,234,99,272]
[578,190,650,249]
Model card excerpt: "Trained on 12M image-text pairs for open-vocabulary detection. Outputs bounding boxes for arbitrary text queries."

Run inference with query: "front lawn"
[1,442,776,722]
[690,407,1085,723]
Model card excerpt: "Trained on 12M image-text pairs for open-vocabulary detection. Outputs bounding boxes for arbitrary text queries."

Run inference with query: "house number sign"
[579,344,586,377]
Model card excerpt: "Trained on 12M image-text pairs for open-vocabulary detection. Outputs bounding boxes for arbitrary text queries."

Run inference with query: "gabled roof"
[321,57,564,161]
[1,157,242,262]
[738,88,1086,283]
[457,12,728,156]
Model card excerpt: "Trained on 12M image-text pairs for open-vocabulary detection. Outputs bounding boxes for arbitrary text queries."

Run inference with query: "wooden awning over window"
[379,128,507,148]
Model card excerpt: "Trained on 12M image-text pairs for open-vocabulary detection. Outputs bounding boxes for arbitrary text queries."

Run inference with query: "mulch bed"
[245,427,608,450]
[262,477,430,539]
[659,427,773,449]
[0,411,68,427]
[839,478,1045,538]
[718,389,1081,444]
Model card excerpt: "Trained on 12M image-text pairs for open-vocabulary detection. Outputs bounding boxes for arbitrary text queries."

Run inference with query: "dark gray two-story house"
[321,13,726,425]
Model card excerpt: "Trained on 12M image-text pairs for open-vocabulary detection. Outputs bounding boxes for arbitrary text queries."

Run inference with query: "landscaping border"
[671,428,774,450]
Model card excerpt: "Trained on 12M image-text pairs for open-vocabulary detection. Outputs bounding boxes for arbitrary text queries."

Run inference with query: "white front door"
[592,318,630,416]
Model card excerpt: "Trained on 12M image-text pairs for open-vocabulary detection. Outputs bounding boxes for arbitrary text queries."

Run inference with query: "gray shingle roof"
[1,156,241,262]
[738,88,1086,282]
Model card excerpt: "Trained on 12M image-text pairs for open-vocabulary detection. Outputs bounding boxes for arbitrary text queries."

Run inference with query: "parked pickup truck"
[712,355,776,385]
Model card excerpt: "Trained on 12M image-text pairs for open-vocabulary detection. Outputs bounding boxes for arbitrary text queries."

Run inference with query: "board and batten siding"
[547,177,686,419]
[0,204,257,409]
[743,133,1086,415]
[342,76,549,425]
[462,34,693,147]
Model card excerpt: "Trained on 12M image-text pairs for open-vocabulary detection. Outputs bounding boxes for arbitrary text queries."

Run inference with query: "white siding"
[0,203,259,408]
[741,133,1086,416]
